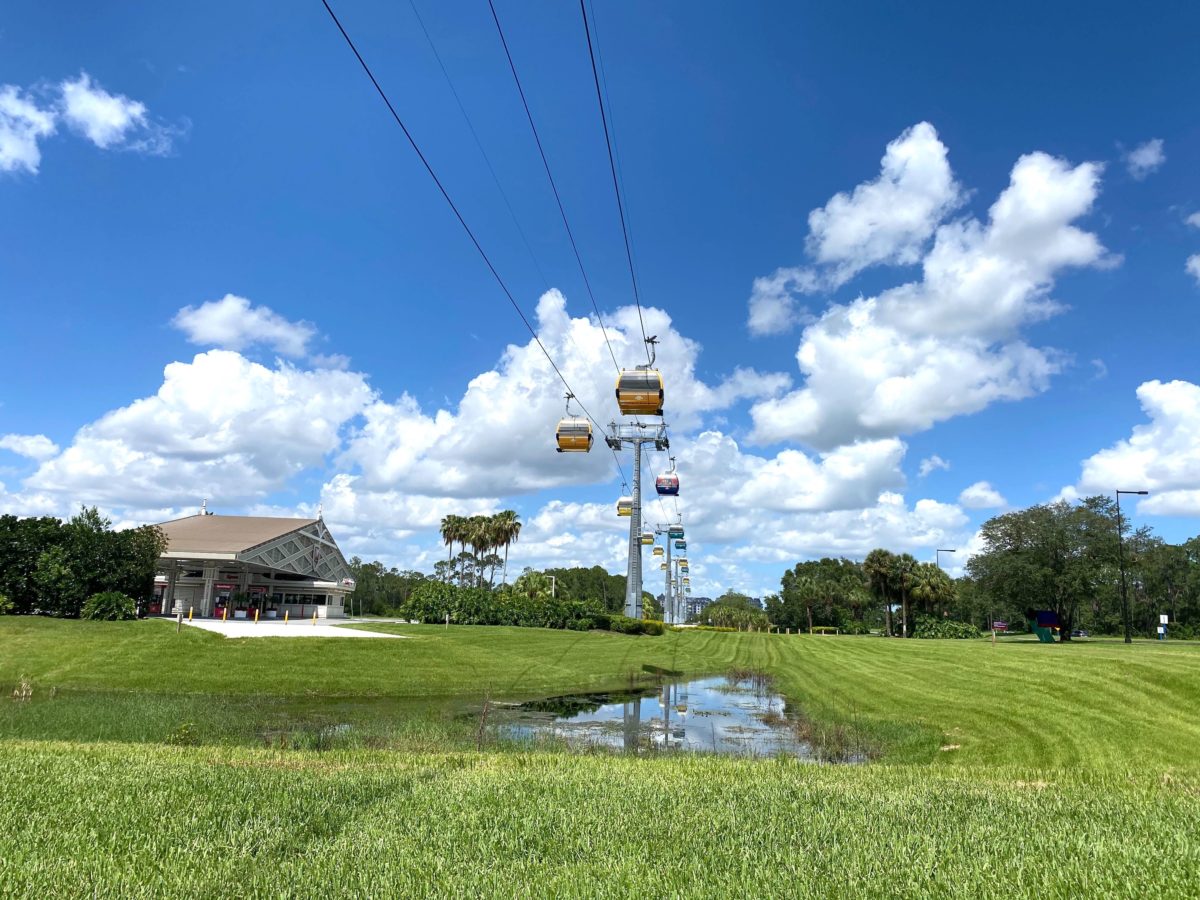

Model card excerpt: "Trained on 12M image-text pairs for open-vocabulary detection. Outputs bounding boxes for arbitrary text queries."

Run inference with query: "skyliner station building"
[151,510,355,620]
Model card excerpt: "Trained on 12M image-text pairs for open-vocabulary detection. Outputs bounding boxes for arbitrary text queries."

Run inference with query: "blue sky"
[2,0,1199,596]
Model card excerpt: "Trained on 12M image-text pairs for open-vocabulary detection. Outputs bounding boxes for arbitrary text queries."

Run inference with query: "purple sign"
[992,621,1008,631]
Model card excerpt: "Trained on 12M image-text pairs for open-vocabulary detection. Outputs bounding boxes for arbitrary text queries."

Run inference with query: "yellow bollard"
[254,608,260,624]
[222,607,227,622]
[312,611,317,626]
[188,606,193,622]
[284,610,289,625]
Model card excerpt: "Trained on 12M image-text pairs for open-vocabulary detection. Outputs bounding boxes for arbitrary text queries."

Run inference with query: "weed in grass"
[165,722,199,746]
[10,675,31,702]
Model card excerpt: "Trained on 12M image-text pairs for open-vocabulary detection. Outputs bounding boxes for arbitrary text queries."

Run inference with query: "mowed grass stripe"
[1,742,1198,899]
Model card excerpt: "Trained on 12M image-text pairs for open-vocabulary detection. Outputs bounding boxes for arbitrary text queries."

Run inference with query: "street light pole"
[1115,489,1149,645]
[936,549,956,570]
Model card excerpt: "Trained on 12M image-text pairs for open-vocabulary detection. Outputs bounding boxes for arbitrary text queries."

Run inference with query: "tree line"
[966,496,1200,640]
[0,509,165,617]
[763,495,1200,640]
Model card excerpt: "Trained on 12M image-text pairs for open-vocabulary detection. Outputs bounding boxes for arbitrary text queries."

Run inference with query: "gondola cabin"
[668,527,684,540]
[655,472,679,496]
[652,546,664,557]
[660,562,668,570]
[616,497,633,517]
[674,540,686,550]
[641,532,654,545]
[555,416,593,452]
[615,368,664,416]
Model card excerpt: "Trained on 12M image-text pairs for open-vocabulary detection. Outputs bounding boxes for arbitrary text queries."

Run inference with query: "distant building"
[152,513,354,619]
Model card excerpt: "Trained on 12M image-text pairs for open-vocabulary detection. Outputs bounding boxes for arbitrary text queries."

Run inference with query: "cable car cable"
[586,0,645,316]
[321,0,629,492]
[579,0,651,364]
[486,0,622,374]
[407,0,551,294]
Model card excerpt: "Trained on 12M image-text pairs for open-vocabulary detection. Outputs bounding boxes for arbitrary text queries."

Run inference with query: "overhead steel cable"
[485,0,644,505]
[486,0,622,375]
[320,0,629,489]
[586,0,645,298]
[407,0,603,399]
[580,1,680,527]
[407,0,551,292]
[579,0,651,365]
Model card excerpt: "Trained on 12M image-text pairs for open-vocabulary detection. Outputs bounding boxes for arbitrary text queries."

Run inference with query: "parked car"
[1071,629,1090,638]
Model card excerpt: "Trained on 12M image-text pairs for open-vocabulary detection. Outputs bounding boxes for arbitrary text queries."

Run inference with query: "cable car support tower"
[607,422,668,618]
[655,518,685,624]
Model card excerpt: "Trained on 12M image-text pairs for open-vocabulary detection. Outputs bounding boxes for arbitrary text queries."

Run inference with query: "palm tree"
[910,562,955,620]
[440,515,462,565]
[494,510,522,585]
[863,549,895,636]
[892,553,919,638]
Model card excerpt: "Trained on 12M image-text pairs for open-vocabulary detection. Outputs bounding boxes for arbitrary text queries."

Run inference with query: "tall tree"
[891,553,919,638]
[968,498,1121,641]
[909,562,956,621]
[494,510,522,585]
[864,549,896,636]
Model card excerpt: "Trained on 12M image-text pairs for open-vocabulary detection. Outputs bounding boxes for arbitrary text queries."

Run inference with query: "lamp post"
[936,549,956,570]
[1115,489,1149,645]
[548,575,556,599]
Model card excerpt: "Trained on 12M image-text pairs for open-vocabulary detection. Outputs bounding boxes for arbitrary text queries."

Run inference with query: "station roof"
[157,514,319,555]
[154,514,351,585]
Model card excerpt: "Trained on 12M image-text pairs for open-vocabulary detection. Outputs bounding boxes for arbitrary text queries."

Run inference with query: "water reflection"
[499,675,845,760]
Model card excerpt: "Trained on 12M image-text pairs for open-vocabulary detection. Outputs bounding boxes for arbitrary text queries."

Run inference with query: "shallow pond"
[493,674,863,761]
[3,674,866,761]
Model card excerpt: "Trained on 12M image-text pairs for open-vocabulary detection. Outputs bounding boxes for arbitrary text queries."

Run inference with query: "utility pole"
[607,422,669,619]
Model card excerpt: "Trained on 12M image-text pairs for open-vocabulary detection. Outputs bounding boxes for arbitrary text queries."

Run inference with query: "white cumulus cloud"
[0,433,60,461]
[805,122,964,286]
[336,290,790,502]
[1,71,175,175]
[172,294,318,358]
[59,72,174,154]
[0,86,56,174]
[747,267,818,336]
[918,454,950,477]
[958,480,1006,509]
[1124,138,1165,180]
[750,138,1112,449]
[1071,379,1200,515]
[25,350,374,508]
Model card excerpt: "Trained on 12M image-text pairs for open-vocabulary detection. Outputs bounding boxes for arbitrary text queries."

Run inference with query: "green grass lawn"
[3,617,1200,897]
[4,617,1200,767]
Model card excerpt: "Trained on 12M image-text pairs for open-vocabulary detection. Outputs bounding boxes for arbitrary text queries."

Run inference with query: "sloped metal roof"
[157,514,319,554]
[155,514,352,584]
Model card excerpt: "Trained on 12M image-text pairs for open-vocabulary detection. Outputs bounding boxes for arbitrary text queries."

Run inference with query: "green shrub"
[81,591,136,621]
[0,593,12,615]
[603,615,663,636]
[396,583,617,632]
[913,616,982,639]
[841,620,871,635]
